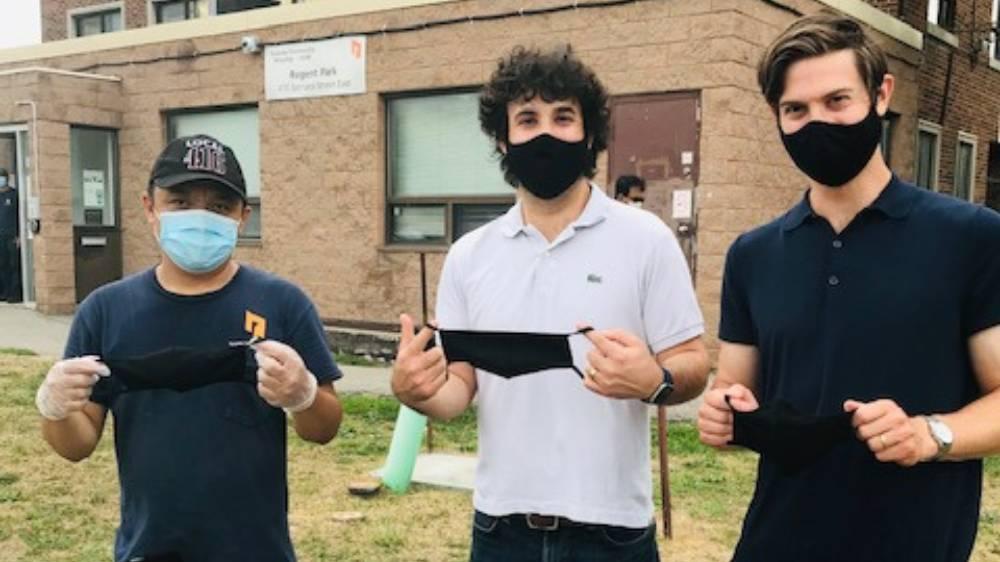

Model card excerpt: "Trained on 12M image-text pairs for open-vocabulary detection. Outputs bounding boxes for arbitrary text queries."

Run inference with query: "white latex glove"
[36,356,110,421]
[254,340,318,414]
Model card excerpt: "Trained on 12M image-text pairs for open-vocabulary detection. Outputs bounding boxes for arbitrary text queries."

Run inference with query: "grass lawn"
[1,351,998,561]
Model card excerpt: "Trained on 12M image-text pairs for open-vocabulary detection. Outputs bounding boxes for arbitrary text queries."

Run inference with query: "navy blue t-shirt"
[720,176,1000,562]
[65,265,341,562]
[0,188,18,237]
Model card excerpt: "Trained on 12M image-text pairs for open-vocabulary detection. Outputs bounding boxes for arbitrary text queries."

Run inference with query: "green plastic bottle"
[382,404,428,493]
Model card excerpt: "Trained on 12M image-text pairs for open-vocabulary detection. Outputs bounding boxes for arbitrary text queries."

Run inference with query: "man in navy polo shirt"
[35,135,344,562]
[697,14,1000,562]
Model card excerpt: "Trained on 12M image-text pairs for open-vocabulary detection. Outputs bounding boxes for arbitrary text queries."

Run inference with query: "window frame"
[70,125,121,228]
[927,0,957,30]
[955,131,978,202]
[215,0,281,15]
[990,0,1000,67]
[164,104,262,242]
[67,2,124,38]
[383,88,514,249]
[916,120,943,191]
[148,0,216,24]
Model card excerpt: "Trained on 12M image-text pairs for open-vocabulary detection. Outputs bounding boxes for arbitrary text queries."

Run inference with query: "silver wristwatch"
[923,415,953,461]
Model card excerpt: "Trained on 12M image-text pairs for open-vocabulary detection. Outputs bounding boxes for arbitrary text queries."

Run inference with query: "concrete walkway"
[0,304,71,358]
[0,304,703,420]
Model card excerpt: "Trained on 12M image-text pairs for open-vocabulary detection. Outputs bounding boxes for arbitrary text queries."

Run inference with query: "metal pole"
[657,405,672,539]
[420,252,433,453]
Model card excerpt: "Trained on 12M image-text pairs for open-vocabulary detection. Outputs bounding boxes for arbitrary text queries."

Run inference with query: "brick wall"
[866,0,902,17]
[916,0,1000,202]
[0,138,15,182]
[0,71,123,313]
[43,0,148,42]
[11,0,925,340]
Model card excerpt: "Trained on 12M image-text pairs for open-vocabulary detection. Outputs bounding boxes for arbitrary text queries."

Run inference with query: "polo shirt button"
[832,240,843,249]
[828,275,840,286]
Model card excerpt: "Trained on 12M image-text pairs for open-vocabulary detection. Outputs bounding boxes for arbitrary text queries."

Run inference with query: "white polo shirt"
[435,185,704,528]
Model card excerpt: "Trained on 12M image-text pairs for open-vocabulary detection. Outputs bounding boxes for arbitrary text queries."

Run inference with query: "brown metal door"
[71,127,123,303]
[609,92,700,275]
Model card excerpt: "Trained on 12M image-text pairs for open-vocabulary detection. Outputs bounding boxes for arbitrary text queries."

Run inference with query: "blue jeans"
[469,511,660,562]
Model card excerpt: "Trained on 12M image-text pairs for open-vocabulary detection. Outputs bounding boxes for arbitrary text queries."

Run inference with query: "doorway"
[608,92,702,276]
[0,125,36,306]
[71,126,123,303]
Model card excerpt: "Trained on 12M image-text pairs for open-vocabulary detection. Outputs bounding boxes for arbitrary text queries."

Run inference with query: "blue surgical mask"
[0,177,8,188]
[158,209,239,274]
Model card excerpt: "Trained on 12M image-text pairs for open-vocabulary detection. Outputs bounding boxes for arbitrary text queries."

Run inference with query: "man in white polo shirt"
[391,45,710,562]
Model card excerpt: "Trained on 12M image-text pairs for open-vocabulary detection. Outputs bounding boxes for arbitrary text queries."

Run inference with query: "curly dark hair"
[479,45,610,187]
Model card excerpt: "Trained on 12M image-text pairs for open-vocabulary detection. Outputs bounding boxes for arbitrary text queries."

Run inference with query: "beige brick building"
[0,0,995,350]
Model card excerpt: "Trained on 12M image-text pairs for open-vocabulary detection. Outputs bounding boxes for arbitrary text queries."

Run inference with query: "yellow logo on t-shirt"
[245,310,267,339]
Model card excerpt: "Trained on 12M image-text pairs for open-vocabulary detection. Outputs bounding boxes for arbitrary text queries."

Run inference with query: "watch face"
[931,418,954,445]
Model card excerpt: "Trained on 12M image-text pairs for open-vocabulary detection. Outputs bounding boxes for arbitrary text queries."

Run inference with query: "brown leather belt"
[520,513,586,531]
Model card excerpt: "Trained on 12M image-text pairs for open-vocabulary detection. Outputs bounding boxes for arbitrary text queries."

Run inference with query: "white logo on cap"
[182,138,227,176]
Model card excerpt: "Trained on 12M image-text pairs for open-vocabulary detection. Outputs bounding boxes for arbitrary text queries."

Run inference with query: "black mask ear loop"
[420,323,439,352]
[568,326,595,379]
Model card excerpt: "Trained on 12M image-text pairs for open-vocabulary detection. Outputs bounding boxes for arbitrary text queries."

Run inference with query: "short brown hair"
[757,13,888,110]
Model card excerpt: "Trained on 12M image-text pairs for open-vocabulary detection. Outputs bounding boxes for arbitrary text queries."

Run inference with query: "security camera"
[241,35,262,54]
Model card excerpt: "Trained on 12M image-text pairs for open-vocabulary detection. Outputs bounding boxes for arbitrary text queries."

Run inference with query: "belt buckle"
[525,514,559,531]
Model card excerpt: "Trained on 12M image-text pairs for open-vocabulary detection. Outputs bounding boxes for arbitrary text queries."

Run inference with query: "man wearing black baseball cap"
[36,135,344,562]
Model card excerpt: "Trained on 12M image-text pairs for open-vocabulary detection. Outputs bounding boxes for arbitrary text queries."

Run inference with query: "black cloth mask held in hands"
[427,327,593,379]
[727,395,855,472]
[505,133,590,200]
[779,105,884,188]
[102,345,254,395]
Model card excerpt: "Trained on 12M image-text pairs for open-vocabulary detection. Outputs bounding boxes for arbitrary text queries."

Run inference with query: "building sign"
[82,170,105,209]
[265,36,366,101]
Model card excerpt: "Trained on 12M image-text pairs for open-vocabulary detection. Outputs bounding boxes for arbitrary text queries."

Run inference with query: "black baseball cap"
[149,135,247,202]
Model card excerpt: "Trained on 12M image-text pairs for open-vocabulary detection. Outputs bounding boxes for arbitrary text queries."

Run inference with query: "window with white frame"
[69,3,123,37]
[167,106,262,239]
[954,133,977,202]
[927,0,956,30]
[385,91,513,246]
[151,0,210,23]
[916,120,942,190]
[991,0,999,61]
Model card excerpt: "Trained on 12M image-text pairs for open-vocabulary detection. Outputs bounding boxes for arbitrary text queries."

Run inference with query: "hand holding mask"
[844,398,937,467]
[391,314,449,405]
[697,383,759,448]
[580,328,663,400]
[254,340,318,414]
[36,356,111,420]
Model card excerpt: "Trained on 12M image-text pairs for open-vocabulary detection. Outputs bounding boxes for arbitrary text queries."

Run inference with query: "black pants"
[0,236,21,302]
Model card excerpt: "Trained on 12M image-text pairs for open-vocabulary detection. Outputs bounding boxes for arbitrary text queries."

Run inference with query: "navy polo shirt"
[66,266,341,562]
[720,176,1000,562]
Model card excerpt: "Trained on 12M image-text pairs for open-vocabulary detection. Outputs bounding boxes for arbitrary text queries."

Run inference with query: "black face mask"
[505,133,589,200]
[103,346,253,395]
[429,327,592,378]
[727,396,854,472]
[780,105,883,188]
